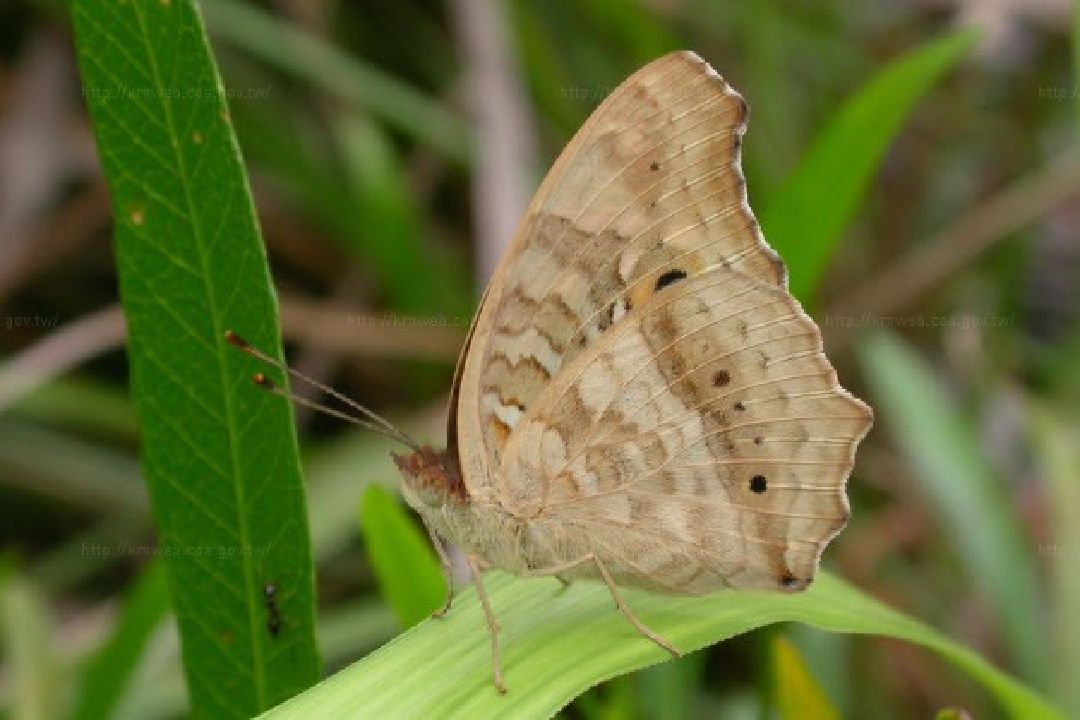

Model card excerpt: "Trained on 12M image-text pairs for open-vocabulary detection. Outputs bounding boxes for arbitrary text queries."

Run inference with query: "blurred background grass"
[0,1,1078,718]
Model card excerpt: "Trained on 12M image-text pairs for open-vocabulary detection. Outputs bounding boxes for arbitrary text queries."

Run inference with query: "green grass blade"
[761,30,978,302]
[0,418,145,517]
[772,635,840,720]
[1027,401,1080,717]
[358,485,446,629]
[729,0,798,199]
[577,0,679,63]
[857,331,1046,684]
[334,114,463,314]
[71,0,320,715]
[257,571,1058,720]
[1,572,59,720]
[1074,0,1080,133]
[8,377,138,442]
[784,626,851,715]
[69,562,172,720]
[201,0,468,163]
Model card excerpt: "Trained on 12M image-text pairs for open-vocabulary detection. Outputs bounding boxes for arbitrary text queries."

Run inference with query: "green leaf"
[857,331,1046,684]
[201,0,469,163]
[772,634,840,720]
[257,571,1058,720]
[69,562,172,720]
[761,30,978,302]
[71,0,320,716]
[358,485,446,629]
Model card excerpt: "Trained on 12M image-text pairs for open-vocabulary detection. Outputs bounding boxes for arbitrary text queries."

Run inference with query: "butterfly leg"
[520,554,594,579]
[422,519,454,617]
[467,554,507,694]
[593,556,681,658]
[524,554,681,656]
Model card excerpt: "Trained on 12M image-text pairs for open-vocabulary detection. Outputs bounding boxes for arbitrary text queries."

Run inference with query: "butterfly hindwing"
[497,268,872,592]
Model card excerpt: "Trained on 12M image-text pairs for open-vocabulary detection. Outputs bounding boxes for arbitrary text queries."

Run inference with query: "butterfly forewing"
[456,51,787,495]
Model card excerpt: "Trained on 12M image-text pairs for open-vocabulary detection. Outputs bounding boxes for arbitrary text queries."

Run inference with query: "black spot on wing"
[750,474,767,493]
[655,269,688,291]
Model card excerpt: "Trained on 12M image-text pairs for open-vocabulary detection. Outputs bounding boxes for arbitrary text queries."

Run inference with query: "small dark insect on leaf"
[264,582,282,638]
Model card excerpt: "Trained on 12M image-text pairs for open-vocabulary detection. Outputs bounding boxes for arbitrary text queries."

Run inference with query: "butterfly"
[229,50,872,694]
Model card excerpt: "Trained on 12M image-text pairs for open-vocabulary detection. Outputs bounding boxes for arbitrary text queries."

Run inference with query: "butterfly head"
[392,446,469,509]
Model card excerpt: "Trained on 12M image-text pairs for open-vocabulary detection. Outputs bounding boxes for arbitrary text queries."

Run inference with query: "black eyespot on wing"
[712,369,730,387]
[733,401,745,411]
[750,474,767,493]
[655,269,687,291]
[649,161,659,171]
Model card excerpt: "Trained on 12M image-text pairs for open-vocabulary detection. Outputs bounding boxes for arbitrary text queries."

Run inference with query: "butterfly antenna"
[224,330,421,451]
[248,372,416,446]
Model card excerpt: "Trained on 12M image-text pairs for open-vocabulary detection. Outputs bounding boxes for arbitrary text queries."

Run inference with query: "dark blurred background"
[0,1,1078,718]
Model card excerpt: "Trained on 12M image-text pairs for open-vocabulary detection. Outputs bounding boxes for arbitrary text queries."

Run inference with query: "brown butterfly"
[229,50,872,694]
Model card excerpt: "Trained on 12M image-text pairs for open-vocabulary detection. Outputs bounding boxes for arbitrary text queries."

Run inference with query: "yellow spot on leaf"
[192,131,203,145]
[131,209,145,226]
